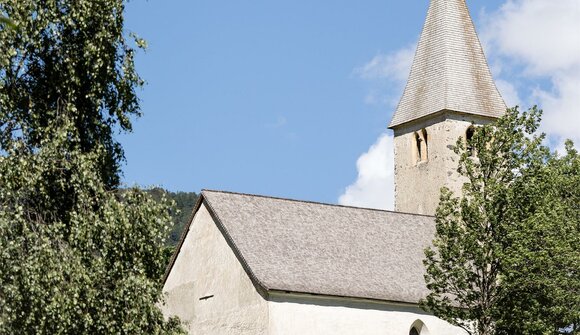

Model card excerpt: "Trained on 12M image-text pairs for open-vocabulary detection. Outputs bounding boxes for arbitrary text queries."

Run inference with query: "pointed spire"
[389,0,506,129]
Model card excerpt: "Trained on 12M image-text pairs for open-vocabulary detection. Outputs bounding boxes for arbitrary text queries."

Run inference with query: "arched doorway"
[409,320,430,335]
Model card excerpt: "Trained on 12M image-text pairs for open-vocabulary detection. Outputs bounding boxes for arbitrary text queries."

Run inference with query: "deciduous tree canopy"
[422,107,579,335]
[0,0,145,187]
[0,116,186,334]
[0,0,186,333]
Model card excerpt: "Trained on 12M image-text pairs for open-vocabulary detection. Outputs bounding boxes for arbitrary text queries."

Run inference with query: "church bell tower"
[389,0,506,215]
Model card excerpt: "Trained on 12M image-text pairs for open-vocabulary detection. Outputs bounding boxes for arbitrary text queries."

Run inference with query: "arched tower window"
[466,126,475,156]
[410,327,420,335]
[413,129,429,164]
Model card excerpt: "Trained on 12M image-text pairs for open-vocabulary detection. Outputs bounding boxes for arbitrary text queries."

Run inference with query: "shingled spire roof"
[389,0,506,129]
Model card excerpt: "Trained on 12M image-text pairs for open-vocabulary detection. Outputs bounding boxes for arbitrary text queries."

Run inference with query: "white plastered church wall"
[267,293,466,335]
[162,203,269,334]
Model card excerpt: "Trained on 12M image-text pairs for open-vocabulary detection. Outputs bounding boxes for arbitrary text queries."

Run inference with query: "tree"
[145,188,199,266]
[0,14,15,29]
[0,0,145,188]
[0,115,186,334]
[496,140,579,334]
[155,189,199,246]
[422,107,580,335]
[0,0,187,333]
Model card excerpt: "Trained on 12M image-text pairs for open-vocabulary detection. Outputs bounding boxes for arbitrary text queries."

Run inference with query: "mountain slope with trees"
[147,188,199,246]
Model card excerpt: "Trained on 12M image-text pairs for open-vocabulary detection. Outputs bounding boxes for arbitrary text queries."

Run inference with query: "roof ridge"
[443,0,450,109]
[460,0,507,108]
[201,189,435,218]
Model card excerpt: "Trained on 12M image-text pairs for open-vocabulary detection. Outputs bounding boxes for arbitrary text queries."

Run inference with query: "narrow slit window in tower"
[421,128,428,161]
[466,126,475,156]
[414,129,429,164]
[415,132,422,162]
[410,327,420,335]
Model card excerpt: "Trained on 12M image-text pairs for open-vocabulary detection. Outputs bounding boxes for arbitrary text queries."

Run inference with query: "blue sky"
[120,0,580,207]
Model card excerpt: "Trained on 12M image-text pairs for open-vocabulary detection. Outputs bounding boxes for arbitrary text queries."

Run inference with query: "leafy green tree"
[0,0,145,188]
[496,140,579,334]
[145,188,199,265]
[422,107,580,335]
[154,189,199,246]
[0,115,186,334]
[0,14,15,28]
[1,0,187,333]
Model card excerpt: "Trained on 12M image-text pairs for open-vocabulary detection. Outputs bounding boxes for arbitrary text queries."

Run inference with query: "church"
[161,0,506,334]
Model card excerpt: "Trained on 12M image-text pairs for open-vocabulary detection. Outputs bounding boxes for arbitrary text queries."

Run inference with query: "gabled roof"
[169,189,437,305]
[389,0,506,129]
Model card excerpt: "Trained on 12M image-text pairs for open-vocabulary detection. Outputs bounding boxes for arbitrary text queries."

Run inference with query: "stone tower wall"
[393,111,495,216]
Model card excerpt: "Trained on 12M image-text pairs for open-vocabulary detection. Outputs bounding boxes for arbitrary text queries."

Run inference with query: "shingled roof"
[389,0,506,129]
[184,190,436,304]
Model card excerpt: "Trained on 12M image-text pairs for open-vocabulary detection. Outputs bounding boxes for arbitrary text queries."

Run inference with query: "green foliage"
[0,0,145,188]
[496,140,580,334]
[0,116,186,334]
[145,188,199,268]
[124,188,199,247]
[422,107,580,335]
[0,15,15,29]
[156,189,199,246]
[0,0,186,332]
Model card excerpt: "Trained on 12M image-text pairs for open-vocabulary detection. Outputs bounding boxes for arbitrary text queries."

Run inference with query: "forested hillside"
[147,188,199,246]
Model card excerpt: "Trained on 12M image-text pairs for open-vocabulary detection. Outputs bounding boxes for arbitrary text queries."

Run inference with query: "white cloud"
[533,69,580,143]
[339,133,394,210]
[482,0,580,75]
[495,79,521,107]
[265,115,287,128]
[340,45,414,209]
[354,45,416,82]
[353,44,416,107]
[481,0,580,145]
